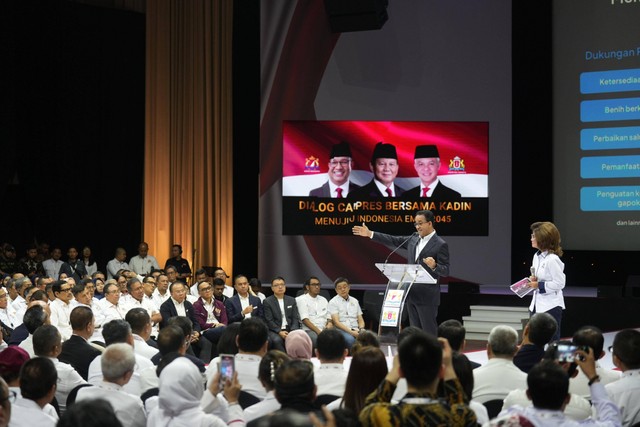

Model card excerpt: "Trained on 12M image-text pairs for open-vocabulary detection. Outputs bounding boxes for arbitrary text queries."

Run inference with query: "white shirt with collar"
[42,259,64,280]
[503,388,594,421]
[10,397,58,427]
[0,306,19,329]
[605,368,640,426]
[171,297,186,316]
[296,293,329,331]
[328,181,354,198]
[128,255,160,276]
[238,295,252,319]
[570,362,621,400]
[18,334,35,357]
[373,179,397,197]
[49,298,73,341]
[314,363,348,396]
[151,288,170,308]
[244,390,281,422]
[132,334,159,359]
[9,387,58,421]
[76,380,147,427]
[46,356,87,413]
[328,295,362,330]
[419,179,442,197]
[98,298,127,323]
[529,250,566,313]
[223,285,235,299]
[415,229,436,262]
[88,352,158,396]
[206,353,266,399]
[11,295,27,321]
[472,357,527,403]
[106,259,130,280]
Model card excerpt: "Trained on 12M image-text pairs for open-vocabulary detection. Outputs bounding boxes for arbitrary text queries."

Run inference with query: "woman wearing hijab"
[147,357,244,427]
[284,330,312,360]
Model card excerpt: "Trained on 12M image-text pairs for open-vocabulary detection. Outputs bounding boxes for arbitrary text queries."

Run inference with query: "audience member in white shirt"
[296,276,331,348]
[128,242,160,277]
[0,288,19,330]
[87,319,158,396]
[249,278,267,302]
[213,267,235,299]
[42,248,64,280]
[328,277,365,350]
[189,269,210,297]
[11,358,59,427]
[313,328,349,397]
[106,247,129,280]
[33,325,87,413]
[76,343,147,427]
[19,303,50,357]
[151,274,171,308]
[98,282,127,324]
[49,280,75,341]
[125,308,159,360]
[605,329,640,427]
[243,350,290,422]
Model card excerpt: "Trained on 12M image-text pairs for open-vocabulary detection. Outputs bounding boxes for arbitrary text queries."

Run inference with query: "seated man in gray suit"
[263,276,301,352]
[309,141,360,198]
[352,209,449,335]
[403,145,461,199]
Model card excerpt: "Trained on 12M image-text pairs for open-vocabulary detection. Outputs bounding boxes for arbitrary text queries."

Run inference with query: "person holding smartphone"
[528,221,565,342]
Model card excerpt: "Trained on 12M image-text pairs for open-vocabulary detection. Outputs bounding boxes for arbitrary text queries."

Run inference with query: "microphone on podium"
[384,232,418,264]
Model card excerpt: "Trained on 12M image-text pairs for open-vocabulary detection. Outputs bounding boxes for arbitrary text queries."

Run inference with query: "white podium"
[374,263,436,346]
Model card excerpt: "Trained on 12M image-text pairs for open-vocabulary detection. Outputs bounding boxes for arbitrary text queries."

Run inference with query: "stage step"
[462,305,529,341]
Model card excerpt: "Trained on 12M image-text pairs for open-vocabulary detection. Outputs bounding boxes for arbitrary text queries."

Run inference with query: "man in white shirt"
[189,269,210,297]
[19,303,50,358]
[87,319,157,396]
[41,248,63,280]
[0,288,19,330]
[328,277,365,350]
[33,325,87,413]
[125,308,159,359]
[11,357,59,427]
[213,267,234,299]
[570,326,621,400]
[106,247,129,280]
[313,328,349,397]
[296,276,331,348]
[77,343,146,427]
[10,277,30,324]
[151,274,171,308]
[206,317,269,399]
[98,282,127,324]
[605,329,640,426]
[472,325,527,404]
[123,278,161,326]
[128,242,160,277]
[48,280,75,341]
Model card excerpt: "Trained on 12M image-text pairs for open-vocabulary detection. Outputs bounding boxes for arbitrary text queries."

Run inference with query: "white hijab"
[148,357,213,427]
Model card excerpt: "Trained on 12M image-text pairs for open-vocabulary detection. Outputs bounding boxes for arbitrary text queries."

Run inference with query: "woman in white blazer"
[528,221,565,342]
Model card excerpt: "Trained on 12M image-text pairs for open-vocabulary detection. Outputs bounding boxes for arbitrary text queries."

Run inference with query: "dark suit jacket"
[159,298,201,332]
[403,182,461,199]
[59,260,88,283]
[372,231,449,306]
[347,179,405,199]
[59,334,102,380]
[193,297,228,329]
[6,323,27,346]
[309,181,360,197]
[263,295,301,333]
[224,294,263,324]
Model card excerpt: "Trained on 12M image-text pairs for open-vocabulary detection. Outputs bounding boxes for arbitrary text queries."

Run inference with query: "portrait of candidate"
[403,145,461,199]
[348,141,405,198]
[309,141,360,198]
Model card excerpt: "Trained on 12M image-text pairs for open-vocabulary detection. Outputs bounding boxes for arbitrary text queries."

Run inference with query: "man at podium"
[352,209,449,335]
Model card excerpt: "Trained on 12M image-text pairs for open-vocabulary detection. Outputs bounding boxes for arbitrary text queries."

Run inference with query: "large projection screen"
[553,0,640,250]
[260,1,512,286]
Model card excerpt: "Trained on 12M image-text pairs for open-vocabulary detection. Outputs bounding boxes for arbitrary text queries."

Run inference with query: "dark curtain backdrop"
[0,0,144,268]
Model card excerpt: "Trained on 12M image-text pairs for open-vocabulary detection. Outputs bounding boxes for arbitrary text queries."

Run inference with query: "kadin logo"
[448,156,466,174]
[304,156,321,173]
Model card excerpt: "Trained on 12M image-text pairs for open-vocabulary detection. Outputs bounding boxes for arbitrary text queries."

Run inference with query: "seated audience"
[59,306,102,380]
[225,275,263,324]
[152,324,197,370]
[33,324,87,413]
[192,280,228,358]
[513,312,558,373]
[328,277,365,350]
[77,343,146,427]
[263,277,301,352]
[57,398,124,427]
[328,346,388,417]
[250,278,266,302]
[98,282,127,323]
[48,280,75,340]
[12,357,58,427]
[314,329,349,397]
[444,352,489,425]
[359,333,476,426]
[87,319,157,396]
[490,353,622,426]
[244,350,290,423]
[18,303,50,357]
[438,319,480,369]
[605,328,640,426]
[350,330,380,355]
[570,325,620,400]
[472,325,527,403]
[284,330,313,360]
[125,308,159,360]
[295,276,331,349]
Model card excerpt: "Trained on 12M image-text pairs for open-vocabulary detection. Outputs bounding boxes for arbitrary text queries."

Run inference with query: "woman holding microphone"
[529,221,565,342]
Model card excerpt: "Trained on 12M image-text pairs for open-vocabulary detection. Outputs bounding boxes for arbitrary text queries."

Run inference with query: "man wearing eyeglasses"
[352,209,449,335]
[309,141,360,198]
[49,280,75,340]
